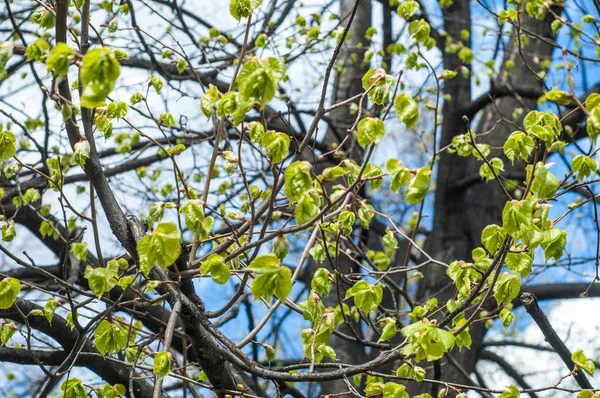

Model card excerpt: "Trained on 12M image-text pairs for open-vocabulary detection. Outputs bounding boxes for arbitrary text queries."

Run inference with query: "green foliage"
[46,43,76,77]
[345,280,383,313]
[247,254,292,302]
[80,48,121,108]
[230,0,263,21]
[0,128,17,161]
[94,320,128,356]
[236,56,286,107]
[200,85,221,117]
[504,131,535,164]
[137,222,182,276]
[261,131,290,164]
[493,273,520,305]
[572,350,595,376]
[357,117,385,148]
[154,352,172,380]
[60,378,86,398]
[284,161,313,202]
[361,68,395,105]
[572,155,597,180]
[84,260,119,298]
[200,254,231,284]
[401,320,455,362]
[394,93,419,128]
[0,278,20,309]
[405,167,431,203]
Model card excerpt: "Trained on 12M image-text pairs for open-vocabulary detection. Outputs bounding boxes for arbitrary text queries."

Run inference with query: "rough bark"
[414,3,558,394]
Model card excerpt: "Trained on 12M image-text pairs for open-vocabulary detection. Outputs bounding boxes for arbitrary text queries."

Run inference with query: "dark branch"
[520,292,594,390]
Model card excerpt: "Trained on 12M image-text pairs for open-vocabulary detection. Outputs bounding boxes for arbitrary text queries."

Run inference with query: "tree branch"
[520,292,594,390]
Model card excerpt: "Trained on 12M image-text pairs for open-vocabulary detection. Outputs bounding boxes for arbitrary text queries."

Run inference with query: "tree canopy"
[2,0,600,397]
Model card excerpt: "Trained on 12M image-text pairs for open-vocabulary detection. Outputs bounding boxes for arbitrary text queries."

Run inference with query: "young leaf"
[247,254,292,302]
[357,117,385,148]
[405,167,431,204]
[493,273,520,305]
[284,161,313,202]
[154,351,172,380]
[80,48,121,109]
[61,378,87,398]
[94,320,128,356]
[345,280,383,313]
[200,254,231,284]
[0,129,17,161]
[137,222,182,276]
[311,268,332,296]
[0,278,20,310]
[361,68,395,105]
[572,155,597,180]
[260,131,290,164]
[394,93,419,128]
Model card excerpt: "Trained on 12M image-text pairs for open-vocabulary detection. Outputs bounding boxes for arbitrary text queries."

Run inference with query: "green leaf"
[94,383,126,398]
[540,227,567,262]
[237,56,285,107]
[0,278,20,309]
[504,131,535,164]
[85,265,119,299]
[0,129,17,161]
[248,254,292,302]
[136,222,181,276]
[408,19,430,43]
[357,117,385,148]
[284,161,313,202]
[295,194,319,225]
[405,167,431,204]
[25,39,50,62]
[247,121,266,142]
[479,158,504,182]
[481,224,505,254]
[505,251,532,277]
[311,268,332,296]
[106,101,128,119]
[0,322,17,347]
[94,320,128,356]
[361,68,396,105]
[383,382,409,398]
[80,48,121,109]
[230,0,263,21]
[46,43,75,77]
[260,131,290,164]
[493,273,520,305]
[502,200,533,239]
[528,162,559,199]
[499,308,515,329]
[397,1,419,19]
[394,93,419,128]
[61,378,87,398]
[2,221,16,242]
[199,85,221,118]
[498,384,520,398]
[71,242,88,262]
[545,88,571,105]
[273,235,290,260]
[345,280,383,313]
[200,254,231,284]
[154,351,172,380]
[572,155,597,180]
[378,318,397,342]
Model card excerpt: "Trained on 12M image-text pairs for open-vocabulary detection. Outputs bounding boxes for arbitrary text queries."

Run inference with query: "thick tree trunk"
[413,4,558,395]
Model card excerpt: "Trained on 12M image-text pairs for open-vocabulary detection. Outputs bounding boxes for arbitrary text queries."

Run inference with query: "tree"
[1,0,600,397]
